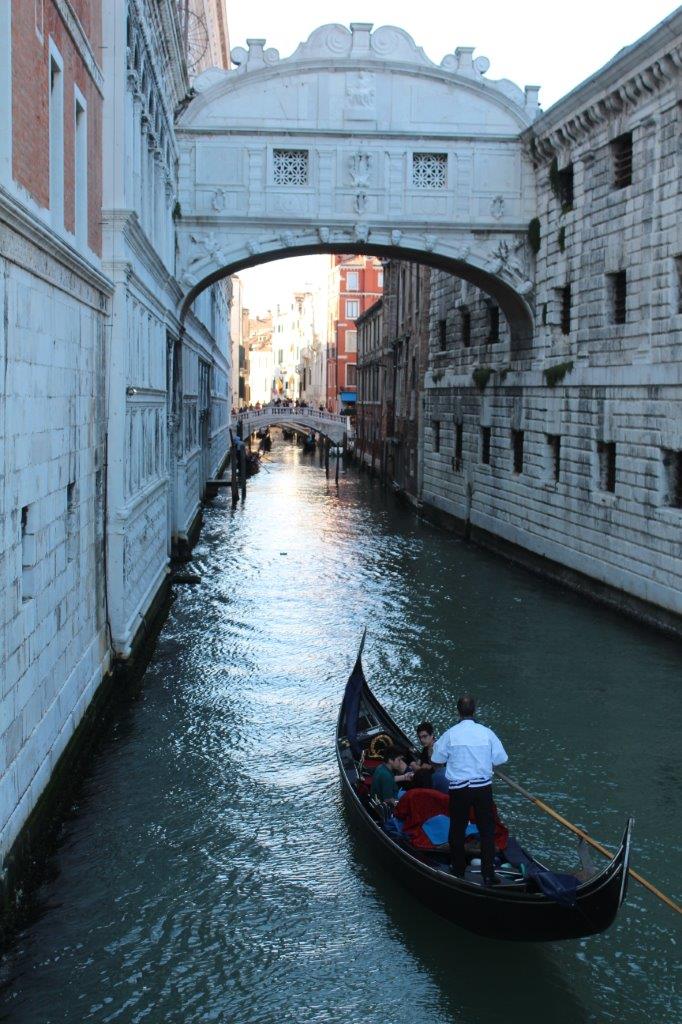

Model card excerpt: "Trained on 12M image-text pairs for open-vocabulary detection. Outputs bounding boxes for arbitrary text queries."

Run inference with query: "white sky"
[232,1,679,314]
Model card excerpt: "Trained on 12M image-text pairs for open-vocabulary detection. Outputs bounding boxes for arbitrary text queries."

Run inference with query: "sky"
[232,1,680,313]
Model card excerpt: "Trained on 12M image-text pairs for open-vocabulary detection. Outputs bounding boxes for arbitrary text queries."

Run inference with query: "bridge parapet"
[233,406,352,444]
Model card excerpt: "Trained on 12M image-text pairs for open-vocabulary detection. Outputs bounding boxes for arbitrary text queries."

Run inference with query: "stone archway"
[175,22,540,350]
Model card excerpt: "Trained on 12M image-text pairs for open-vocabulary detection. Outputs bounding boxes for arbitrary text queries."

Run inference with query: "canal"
[1,439,680,1024]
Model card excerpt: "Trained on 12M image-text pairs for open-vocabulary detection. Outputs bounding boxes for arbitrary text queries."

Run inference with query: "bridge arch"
[175,22,541,352]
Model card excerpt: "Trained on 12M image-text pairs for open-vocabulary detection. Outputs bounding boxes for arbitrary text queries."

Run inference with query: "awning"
[339,391,356,402]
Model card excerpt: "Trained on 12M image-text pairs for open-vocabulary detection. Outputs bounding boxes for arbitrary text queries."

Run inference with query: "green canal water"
[1,439,680,1023]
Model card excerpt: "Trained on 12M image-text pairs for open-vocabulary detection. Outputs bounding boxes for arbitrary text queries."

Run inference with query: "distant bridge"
[234,406,352,444]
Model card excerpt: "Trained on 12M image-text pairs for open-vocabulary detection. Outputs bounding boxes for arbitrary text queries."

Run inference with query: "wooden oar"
[495,769,681,915]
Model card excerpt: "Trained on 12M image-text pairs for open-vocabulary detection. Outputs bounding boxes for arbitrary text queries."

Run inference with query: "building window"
[661,449,682,508]
[346,364,357,387]
[611,132,633,189]
[608,271,627,324]
[345,329,357,353]
[597,441,616,493]
[74,91,87,245]
[481,426,491,465]
[454,422,463,471]
[273,148,309,186]
[49,46,64,226]
[559,285,571,335]
[412,152,447,190]
[461,307,471,347]
[438,319,447,351]
[346,299,359,320]
[511,429,524,474]
[557,163,574,209]
[546,434,561,482]
[433,421,441,453]
[346,271,359,291]
[488,304,500,343]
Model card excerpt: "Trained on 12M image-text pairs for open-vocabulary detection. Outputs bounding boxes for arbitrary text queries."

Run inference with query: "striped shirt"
[431,719,508,789]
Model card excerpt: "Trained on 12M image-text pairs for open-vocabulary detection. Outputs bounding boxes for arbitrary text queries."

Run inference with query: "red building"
[326,255,383,413]
[7,0,103,254]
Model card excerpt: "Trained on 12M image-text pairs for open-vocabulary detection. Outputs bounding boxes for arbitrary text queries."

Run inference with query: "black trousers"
[448,784,495,882]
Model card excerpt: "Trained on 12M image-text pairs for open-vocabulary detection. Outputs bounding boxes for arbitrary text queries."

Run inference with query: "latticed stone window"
[273,149,309,186]
[412,152,447,190]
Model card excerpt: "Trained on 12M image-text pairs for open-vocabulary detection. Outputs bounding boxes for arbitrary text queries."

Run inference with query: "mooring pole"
[325,438,330,478]
[239,443,247,501]
[335,443,340,485]
[230,442,238,504]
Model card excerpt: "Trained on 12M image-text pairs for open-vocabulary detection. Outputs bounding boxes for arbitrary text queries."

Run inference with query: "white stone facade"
[103,0,232,654]
[1,0,232,882]
[421,13,682,626]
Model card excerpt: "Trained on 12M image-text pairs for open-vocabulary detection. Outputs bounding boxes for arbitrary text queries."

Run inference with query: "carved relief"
[491,195,505,220]
[318,226,330,244]
[423,233,438,252]
[353,223,370,243]
[391,230,403,246]
[345,72,376,114]
[354,193,368,215]
[348,152,373,187]
[182,233,229,285]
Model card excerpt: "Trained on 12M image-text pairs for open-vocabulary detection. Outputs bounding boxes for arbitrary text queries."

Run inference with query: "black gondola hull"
[337,659,632,942]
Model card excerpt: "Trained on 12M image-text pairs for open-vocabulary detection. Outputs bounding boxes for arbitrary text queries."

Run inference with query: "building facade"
[247,313,274,405]
[0,0,112,889]
[419,14,682,630]
[326,255,383,414]
[1,0,233,902]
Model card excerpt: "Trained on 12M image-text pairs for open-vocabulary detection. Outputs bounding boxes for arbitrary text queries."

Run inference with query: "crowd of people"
[231,398,328,415]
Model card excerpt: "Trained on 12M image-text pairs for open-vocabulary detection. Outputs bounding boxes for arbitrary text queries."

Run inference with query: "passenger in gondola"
[409,722,449,793]
[431,695,508,887]
[370,746,414,805]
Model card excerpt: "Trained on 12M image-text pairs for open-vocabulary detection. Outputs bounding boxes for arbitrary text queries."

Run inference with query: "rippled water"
[1,439,680,1024]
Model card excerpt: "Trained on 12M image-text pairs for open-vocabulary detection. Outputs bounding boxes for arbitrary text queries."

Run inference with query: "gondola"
[336,635,633,941]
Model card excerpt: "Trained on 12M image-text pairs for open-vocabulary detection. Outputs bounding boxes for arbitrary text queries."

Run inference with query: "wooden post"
[325,438,330,478]
[335,443,340,485]
[239,443,247,501]
[230,442,238,504]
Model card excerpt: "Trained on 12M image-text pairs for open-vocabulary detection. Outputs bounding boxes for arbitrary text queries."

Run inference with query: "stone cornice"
[0,186,112,305]
[53,0,104,95]
[526,10,682,162]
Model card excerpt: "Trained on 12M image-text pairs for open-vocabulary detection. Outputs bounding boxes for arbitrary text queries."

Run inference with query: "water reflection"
[0,438,679,1024]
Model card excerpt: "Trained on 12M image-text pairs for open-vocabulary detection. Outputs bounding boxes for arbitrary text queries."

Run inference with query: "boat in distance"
[336,638,633,942]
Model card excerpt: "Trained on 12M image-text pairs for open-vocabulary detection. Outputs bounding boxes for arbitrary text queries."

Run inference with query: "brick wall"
[11,0,103,253]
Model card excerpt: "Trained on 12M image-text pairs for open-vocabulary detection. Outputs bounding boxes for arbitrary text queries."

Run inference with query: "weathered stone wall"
[0,210,111,868]
[422,14,682,626]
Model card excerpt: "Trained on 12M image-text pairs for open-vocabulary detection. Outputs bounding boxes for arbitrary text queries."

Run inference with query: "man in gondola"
[370,747,414,804]
[431,696,508,886]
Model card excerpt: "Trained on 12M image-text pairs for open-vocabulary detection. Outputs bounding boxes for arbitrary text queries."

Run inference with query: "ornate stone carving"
[280,230,295,248]
[423,233,438,252]
[211,189,228,212]
[247,239,260,255]
[353,223,370,243]
[318,226,330,244]
[345,72,376,110]
[391,230,403,246]
[354,193,368,215]
[348,152,373,187]
[182,233,229,285]
[491,196,505,220]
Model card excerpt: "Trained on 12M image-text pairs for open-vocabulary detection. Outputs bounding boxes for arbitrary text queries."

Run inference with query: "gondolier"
[431,696,508,887]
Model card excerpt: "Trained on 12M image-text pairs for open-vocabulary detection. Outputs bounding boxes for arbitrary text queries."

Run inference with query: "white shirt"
[431,719,508,788]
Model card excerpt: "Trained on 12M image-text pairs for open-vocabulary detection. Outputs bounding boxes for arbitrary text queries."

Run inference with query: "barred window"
[608,271,627,324]
[597,441,616,493]
[481,426,491,465]
[273,149,309,186]
[661,449,682,508]
[611,132,633,190]
[412,152,447,190]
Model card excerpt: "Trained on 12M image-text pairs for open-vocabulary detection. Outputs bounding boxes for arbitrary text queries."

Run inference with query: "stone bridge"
[175,22,541,352]
[234,406,352,444]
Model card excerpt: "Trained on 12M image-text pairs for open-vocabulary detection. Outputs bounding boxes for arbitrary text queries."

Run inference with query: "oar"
[495,769,681,915]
